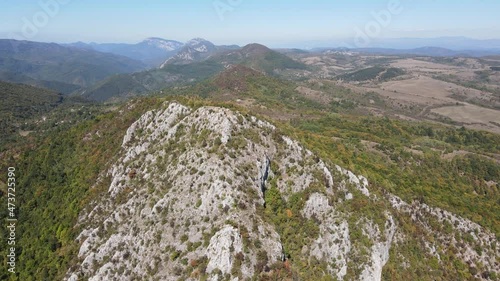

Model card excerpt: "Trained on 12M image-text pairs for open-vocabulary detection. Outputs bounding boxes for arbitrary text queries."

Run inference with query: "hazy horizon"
[1,0,499,49]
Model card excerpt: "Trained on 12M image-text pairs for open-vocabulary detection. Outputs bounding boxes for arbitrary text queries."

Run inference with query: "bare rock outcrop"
[66,101,499,280]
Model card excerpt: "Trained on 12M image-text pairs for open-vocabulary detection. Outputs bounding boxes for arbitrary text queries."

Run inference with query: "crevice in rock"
[259,155,271,206]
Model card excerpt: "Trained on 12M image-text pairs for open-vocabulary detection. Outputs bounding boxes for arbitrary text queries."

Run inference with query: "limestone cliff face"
[66,102,499,281]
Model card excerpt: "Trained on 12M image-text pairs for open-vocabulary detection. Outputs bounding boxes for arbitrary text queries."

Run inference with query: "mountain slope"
[62,101,498,281]
[81,74,149,102]
[0,39,146,90]
[0,71,81,94]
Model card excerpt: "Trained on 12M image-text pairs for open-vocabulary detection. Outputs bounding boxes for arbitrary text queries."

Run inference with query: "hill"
[1,97,498,280]
[211,43,307,75]
[0,81,62,121]
[180,64,322,115]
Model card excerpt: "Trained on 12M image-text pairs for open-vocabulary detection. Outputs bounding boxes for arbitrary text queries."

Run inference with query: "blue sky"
[0,0,499,47]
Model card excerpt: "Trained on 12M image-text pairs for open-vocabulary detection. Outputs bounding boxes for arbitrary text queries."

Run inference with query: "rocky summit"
[64,101,499,281]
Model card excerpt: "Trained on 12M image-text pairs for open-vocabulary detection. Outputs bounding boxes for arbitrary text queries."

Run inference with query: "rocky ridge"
[160,38,217,67]
[66,101,499,280]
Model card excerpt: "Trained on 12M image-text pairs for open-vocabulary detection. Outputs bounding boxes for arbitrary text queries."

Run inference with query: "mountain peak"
[144,37,165,41]
[142,37,168,44]
[160,38,217,66]
[140,38,183,51]
[187,38,211,45]
[185,38,216,53]
[241,43,272,54]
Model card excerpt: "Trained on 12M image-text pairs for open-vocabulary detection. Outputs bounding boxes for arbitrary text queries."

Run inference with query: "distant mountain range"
[300,36,500,51]
[304,36,500,57]
[56,36,500,68]
[362,36,500,50]
[314,46,500,57]
[65,38,184,67]
[0,39,146,93]
[3,36,500,102]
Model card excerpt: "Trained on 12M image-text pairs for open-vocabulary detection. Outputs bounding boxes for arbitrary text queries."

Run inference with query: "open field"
[296,52,500,134]
[431,104,500,133]
[380,76,457,102]
[390,58,461,72]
